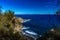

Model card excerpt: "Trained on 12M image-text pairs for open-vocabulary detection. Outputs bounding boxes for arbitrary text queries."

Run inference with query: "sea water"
[15,14,59,38]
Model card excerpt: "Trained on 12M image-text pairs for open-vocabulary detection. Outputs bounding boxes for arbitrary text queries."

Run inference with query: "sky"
[0,0,60,14]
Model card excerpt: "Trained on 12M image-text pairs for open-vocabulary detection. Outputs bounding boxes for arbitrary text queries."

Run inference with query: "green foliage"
[4,10,14,21]
[37,28,60,40]
[0,9,27,40]
[56,10,60,15]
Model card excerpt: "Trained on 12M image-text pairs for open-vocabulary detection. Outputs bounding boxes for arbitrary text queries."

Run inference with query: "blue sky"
[0,0,60,14]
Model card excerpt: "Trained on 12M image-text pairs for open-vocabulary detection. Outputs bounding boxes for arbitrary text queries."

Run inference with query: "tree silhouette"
[56,0,60,6]
[0,6,2,14]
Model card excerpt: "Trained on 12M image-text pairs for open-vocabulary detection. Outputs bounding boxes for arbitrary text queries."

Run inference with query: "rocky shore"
[0,9,60,40]
[0,10,37,40]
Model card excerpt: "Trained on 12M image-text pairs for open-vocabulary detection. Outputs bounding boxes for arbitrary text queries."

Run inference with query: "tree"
[55,10,60,27]
[37,10,60,40]
[0,9,27,40]
[56,10,60,15]
[56,0,60,6]
[0,6,2,14]
[4,10,14,21]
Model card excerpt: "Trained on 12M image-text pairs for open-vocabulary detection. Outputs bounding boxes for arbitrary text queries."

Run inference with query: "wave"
[25,30,37,35]
[22,26,30,30]
[23,19,31,23]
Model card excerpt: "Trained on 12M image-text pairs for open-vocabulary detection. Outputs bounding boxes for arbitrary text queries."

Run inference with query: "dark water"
[15,14,59,36]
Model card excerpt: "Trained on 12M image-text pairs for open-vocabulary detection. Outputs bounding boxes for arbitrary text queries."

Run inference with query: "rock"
[15,17,24,23]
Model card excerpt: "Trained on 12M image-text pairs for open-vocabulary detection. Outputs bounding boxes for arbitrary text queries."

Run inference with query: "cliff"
[0,10,27,40]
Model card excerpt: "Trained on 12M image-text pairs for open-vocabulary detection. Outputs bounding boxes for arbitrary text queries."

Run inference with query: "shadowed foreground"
[0,10,28,40]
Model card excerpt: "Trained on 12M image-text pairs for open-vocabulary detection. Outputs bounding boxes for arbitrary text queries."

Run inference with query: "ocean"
[15,14,59,38]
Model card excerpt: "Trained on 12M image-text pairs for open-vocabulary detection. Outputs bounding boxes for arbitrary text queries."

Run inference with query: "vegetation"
[0,9,27,40]
[37,28,60,40]
[37,10,60,40]
[56,0,60,6]
[0,7,60,40]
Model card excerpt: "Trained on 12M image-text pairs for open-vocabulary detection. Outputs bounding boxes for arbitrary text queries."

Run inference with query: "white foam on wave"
[25,30,37,35]
[23,19,31,23]
[22,27,30,30]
